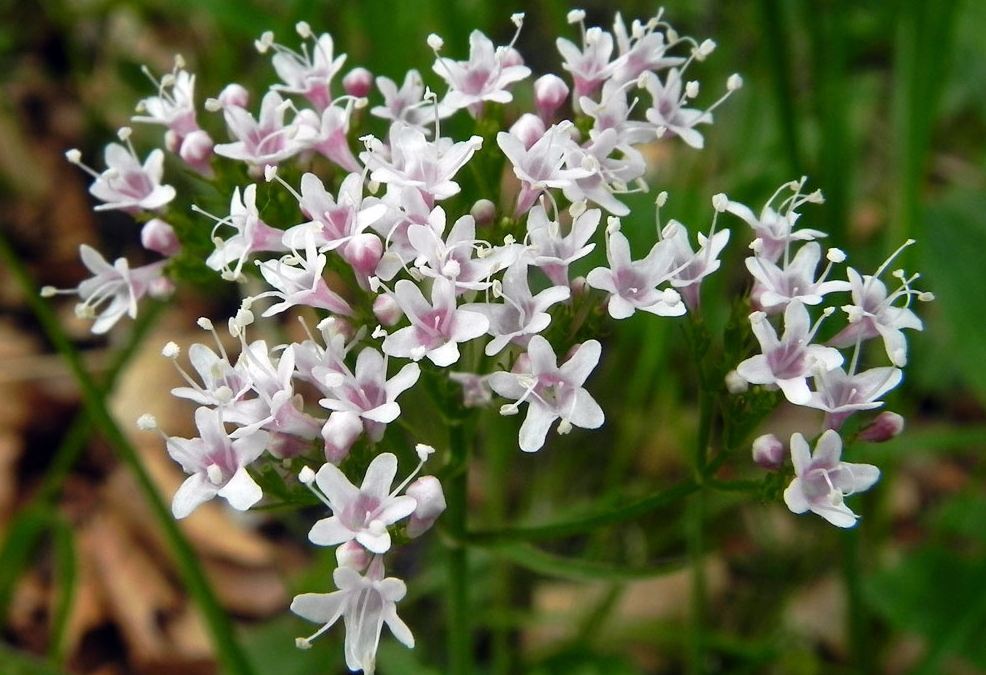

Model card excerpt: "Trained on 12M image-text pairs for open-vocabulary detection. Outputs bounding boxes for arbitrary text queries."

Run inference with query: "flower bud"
[752,433,785,470]
[534,74,570,121]
[321,411,363,464]
[268,432,309,459]
[218,83,250,109]
[342,233,384,278]
[509,113,546,150]
[336,540,371,571]
[499,47,524,68]
[164,129,181,154]
[725,369,748,394]
[343,67,373,98]
[141,218,180,256]
[405,476,447,538]
[372,293,403,327]
[148,276,176,299]
[858,411,905,443]
[470,199,496,227]
[179,129,214,173]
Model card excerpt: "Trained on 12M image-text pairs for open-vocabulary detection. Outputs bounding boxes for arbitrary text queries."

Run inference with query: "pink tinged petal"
[363,402,400,424]
[333,565,363,590]
[842,462,880,493]
[427,340,460,367]
[789,433,811,475]
[586,267,616,294]
[172,473,219,519]
[383,605,415,648]
[195,407,228,450]
[217,466,263,510]
[355,347,385,385]
[777,377,811,405]
[607,295,636,319]
[488,372,526,400]
[384,363,420,400]
[232,429,269,465]
[356,529,392,554]
[315,461,360,506]
[876,323,909,367]
[559,340,601,386]
[309,516,355,546]
[393,279,431,323]
[813,429,844,467]
[361,452,398,501]
[569,389,604,429]
[376,495,418,523]
[519,402,556,452]
[811,502,859,528]
[381,326,423,360]
[736,355,773,385]
[808,346,844,372]
[290,590,347,625]
[450,310,490,343]
[783,478,810,514]
[782,300,811,340]
[526,335,558,375]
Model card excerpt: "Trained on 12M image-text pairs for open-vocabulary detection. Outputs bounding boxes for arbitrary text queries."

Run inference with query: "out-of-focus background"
[1,0,985,673]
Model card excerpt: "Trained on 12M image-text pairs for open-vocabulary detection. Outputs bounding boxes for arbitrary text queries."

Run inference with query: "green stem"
[842,527,870,674]
[446,421,471,675]
[687,490,706,675]
[759,0,803,175]
[487,423,511,675]
[463,480,699,544]
[0,235,258,675]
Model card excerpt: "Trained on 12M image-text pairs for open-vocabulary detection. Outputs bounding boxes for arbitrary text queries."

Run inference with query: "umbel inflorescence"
[50,8,931,673]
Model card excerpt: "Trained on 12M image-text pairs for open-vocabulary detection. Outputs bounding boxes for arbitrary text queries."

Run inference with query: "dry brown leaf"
[81,509,180,664]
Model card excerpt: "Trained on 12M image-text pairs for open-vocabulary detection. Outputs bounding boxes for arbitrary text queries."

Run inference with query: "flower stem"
[0,235,258,675]
[447,420,471,675]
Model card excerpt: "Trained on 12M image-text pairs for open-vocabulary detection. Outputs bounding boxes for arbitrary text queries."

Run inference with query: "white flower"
[166,407,269,518]
[381,277,489,367]
[63,245,168,334]
[585,229,686,319]
[291,557,414,674]
[497,123,591,215]
[433,30,531,115]
[306,452,419,554]
[828,266,925,367]
[489,336,604,452]
[745,242,850,312]
[783,430,880,528]
[214,91,302,165]
[73,143,176,212]
[736,301,843,405]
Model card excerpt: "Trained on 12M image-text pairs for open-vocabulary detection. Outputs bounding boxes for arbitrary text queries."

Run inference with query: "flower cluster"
[725,179,932,527]
[50,6,928,673]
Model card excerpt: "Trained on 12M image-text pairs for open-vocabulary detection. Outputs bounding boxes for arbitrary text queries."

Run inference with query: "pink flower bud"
[218,83,250,109]
[336,540,371,571]
[372,293,403,327]
[858,411,905,443]
[268,432,309,459]
[569,275,589,296]
[179,129,214,173]
[141,218,180,256]
[164,129,181,154]
[509,113,546,150]
[343,67,373,98]
[147,275,175,300]
[322,411,363,464]
[499,47,524,68]
[342,233,384,278]
[534,74,569,121]
[752,433,785,470]
[405,475,446,538]
[470,199,496,226]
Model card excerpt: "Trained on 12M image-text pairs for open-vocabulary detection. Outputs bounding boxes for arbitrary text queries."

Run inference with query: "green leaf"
[492,543,686,582]
[918,190,986,403]
[866,547,986,671]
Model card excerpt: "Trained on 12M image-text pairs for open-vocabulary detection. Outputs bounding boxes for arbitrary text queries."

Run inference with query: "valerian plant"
[44,7,933,674]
